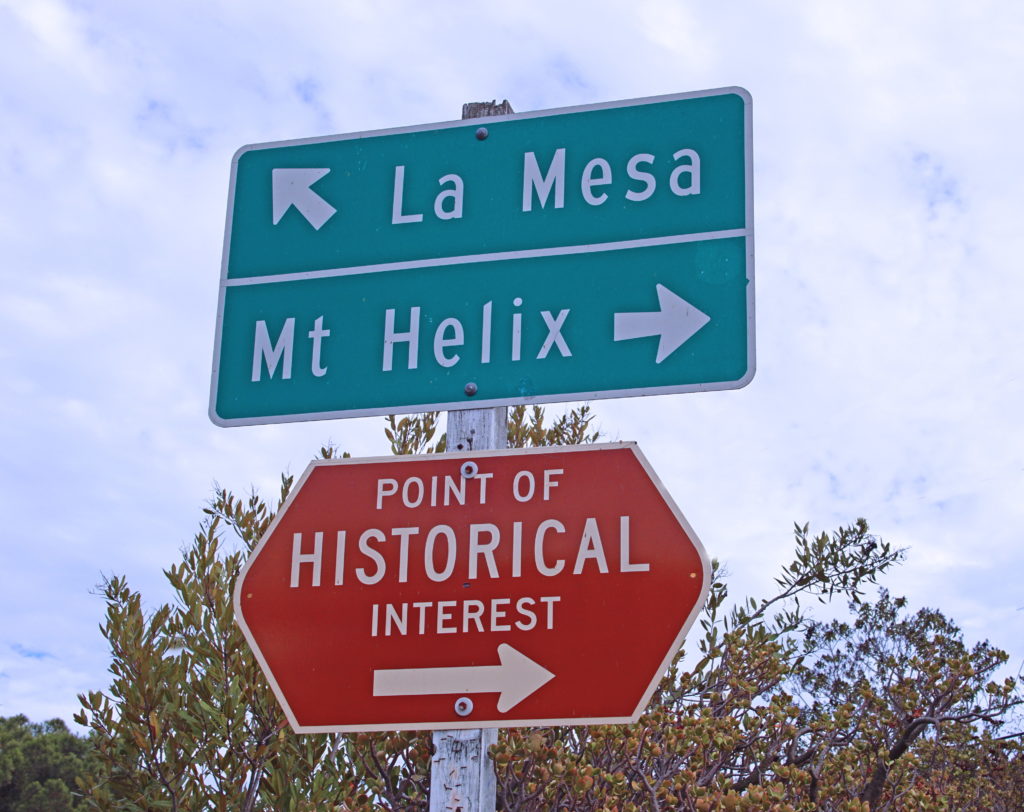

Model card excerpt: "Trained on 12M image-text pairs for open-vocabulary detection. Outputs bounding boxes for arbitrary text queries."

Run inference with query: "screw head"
[464,382,478,396]
[460,461,478,479]
[454,696,474,717]
[475,127,488,141]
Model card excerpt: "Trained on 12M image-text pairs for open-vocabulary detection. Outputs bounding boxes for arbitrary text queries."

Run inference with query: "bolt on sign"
[234,443,711,732]
[210,87,754,425]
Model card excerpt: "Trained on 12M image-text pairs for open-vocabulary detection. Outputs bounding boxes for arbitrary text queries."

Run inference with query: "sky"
[1,0,1022,725]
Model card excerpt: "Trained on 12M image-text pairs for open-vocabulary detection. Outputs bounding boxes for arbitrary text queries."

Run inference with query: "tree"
[0,715,95,811]
[74,409,1024,809]
[794,591,1024,810]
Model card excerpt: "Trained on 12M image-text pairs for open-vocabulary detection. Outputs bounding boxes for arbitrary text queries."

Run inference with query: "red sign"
[234,443,709,732]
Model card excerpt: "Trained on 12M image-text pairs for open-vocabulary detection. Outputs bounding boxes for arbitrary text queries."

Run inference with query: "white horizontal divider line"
[223,227,749,287]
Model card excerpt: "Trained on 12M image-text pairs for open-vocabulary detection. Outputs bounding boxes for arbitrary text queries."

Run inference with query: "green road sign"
[211,88,753,425]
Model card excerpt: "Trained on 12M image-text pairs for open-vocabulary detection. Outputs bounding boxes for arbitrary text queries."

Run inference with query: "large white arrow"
[373,644,555,713]
[271,168,337,230]
[613,283,711,363]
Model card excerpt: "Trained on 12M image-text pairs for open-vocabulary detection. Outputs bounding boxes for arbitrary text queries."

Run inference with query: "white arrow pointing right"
[613,283,711,363]
[271,167,337,230]
[373,643,555,713]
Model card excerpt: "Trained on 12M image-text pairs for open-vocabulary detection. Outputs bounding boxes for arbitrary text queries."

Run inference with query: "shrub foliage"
[73,408,1023,810]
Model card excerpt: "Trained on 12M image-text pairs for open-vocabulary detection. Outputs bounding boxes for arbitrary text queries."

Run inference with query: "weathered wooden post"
[426,97,513,812]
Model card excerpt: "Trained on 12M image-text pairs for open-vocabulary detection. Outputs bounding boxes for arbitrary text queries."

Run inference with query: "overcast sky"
[2,0,1022,724]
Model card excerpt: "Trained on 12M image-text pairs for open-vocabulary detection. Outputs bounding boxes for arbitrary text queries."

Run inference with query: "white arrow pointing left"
[373,643,555,713]
[271,168,337,230]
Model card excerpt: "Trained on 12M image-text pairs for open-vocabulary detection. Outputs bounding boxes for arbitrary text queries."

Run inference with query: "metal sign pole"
[427,98,512,812]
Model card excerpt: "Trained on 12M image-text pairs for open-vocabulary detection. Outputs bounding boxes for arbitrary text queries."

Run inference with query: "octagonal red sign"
[234,443,710,732]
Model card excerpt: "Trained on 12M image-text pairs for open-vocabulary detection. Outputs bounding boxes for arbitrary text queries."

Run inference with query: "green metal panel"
[211,88,754,425]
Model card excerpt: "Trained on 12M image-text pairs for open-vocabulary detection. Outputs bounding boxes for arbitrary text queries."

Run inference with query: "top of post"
[461,100,515,119]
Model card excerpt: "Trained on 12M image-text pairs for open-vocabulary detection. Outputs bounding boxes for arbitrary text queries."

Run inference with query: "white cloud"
[1,0,1022,723]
